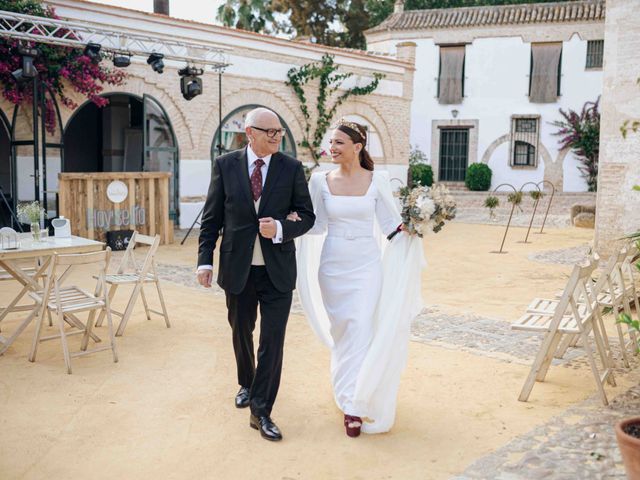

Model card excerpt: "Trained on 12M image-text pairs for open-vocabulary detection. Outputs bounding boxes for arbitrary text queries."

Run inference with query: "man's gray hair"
[244,107,278,128]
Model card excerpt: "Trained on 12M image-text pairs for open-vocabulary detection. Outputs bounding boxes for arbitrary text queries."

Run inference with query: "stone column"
[595,0,640,254]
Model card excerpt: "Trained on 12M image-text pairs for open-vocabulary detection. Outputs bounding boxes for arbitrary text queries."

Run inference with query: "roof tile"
[366,0,605,34]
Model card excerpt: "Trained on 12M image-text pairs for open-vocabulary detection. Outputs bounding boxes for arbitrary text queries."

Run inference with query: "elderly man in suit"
[197,107,315,441]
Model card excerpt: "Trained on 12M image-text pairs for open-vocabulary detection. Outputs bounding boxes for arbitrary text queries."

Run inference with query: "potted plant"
[17,201,45,241]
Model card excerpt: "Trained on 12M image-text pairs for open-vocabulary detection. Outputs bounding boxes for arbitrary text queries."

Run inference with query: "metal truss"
[0,10,230,71]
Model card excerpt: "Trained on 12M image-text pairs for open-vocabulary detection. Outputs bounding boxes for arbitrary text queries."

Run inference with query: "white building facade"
[365,0,605,192]
[0,0,414,230]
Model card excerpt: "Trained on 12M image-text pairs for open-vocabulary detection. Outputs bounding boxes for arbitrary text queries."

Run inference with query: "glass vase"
[30,222,41,242]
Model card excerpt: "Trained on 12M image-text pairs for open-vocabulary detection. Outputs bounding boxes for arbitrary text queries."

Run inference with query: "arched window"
[211,105,296,159]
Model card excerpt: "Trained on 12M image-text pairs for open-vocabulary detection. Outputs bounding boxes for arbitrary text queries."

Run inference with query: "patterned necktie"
[250,158,265,201]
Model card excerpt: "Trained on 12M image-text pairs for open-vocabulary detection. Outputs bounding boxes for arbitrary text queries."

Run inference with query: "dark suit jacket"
[197,148,315,294]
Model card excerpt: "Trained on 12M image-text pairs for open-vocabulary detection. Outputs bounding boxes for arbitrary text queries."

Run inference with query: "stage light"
[84,43,102,63]
[11,47,39,82]
[113,53,131,68]
[178,66,204,101]
[147,53,164,74]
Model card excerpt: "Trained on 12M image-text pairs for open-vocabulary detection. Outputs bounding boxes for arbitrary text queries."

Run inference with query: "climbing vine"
[285,54,383,168]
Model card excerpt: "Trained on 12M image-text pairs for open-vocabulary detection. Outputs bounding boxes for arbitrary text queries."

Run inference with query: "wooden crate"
[58,172,173,244]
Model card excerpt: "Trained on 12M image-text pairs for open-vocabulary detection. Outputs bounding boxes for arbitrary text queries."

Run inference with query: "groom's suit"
[198,146,315,417]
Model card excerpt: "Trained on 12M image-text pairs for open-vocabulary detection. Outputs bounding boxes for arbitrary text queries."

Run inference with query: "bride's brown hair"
[335,120,374,171]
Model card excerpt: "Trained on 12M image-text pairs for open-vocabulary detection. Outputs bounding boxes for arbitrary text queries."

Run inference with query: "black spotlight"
[11,47,39,82]
[178,66,203,101]
[147,53,164,74]
[113,53,131,68]
[83,42,102,63]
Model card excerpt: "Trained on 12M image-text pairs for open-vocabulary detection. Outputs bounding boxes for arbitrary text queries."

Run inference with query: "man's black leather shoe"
[250,414,283,441]
[235,387,250,409]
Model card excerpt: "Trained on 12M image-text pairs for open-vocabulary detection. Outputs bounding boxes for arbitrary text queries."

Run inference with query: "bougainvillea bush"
[0,0,126,133]
[551,98,600,192]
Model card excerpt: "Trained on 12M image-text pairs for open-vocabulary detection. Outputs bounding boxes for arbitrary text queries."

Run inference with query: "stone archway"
[201,87,304,160]
[333,100,395,164]
[61,68,193,154]
[480,134,558,190]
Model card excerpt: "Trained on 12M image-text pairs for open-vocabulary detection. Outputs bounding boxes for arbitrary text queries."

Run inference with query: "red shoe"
[344,414,362,438]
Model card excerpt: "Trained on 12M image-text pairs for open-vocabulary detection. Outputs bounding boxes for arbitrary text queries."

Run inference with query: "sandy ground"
[0,223,636,479]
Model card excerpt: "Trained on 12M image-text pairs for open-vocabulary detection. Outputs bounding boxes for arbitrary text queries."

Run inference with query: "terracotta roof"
[366,0,605,34]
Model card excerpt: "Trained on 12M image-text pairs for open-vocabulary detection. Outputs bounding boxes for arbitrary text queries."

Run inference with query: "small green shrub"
[410,163,433,187]
[465,163,492,191]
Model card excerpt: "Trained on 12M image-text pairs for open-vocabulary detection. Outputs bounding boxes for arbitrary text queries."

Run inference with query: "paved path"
[137,248,638,479]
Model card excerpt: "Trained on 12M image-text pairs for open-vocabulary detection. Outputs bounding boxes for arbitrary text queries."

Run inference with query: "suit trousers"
[225,266,292,417]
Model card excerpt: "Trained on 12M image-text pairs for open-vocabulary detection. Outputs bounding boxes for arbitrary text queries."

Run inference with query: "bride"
[292,119,424,437]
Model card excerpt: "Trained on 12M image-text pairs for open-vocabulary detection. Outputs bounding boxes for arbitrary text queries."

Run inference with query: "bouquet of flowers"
[389,184,457,239]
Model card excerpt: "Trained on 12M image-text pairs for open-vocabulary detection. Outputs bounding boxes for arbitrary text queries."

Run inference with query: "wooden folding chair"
[0,261,40,326]
[544,249,632,366]
[28,248,118,374]
[95,232,170,337]
[556,247,640,367]
[512,257,616,405]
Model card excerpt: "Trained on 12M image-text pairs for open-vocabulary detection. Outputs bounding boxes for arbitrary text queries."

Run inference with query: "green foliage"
[465,163,492,191]
[409,145,428,165]
[484,196,499,209]
[617,313,640,352]
[507,191,523,206]
[408,146,432,186]
[410,164,433,187]
[285,54,383,168]
[484,195,499,219]
[217,0,564,50]
[551,98,600,192]
[530,190,544,201]
[216,0,283,34]
[620,78,640,139]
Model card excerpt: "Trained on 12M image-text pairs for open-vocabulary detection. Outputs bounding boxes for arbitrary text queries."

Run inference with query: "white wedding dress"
[297,170,425,434]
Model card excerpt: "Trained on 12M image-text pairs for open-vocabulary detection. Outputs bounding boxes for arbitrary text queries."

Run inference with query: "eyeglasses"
[250,126,287,138]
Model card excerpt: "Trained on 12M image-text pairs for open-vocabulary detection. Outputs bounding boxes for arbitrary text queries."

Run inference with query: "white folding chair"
[0,261,40,325]
[95,232,170,336]
[512,256,615,405]
[545,249,633,366]
[28,248,118,374]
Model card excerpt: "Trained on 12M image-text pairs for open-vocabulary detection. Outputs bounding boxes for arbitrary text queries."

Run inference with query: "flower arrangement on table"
[17,201,45,241]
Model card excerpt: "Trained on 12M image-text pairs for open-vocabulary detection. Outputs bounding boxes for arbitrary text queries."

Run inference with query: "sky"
[89,0,226,25]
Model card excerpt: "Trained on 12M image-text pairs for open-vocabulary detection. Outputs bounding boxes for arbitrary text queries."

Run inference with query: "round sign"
[107,180,128,204]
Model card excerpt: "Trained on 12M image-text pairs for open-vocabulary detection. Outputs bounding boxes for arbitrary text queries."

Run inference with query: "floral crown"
[335,118,367,141]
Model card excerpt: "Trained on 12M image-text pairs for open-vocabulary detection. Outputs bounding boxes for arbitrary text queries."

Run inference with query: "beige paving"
[0,224,634,480]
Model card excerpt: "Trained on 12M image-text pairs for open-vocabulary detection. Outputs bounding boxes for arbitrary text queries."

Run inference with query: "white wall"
[373,32,603,191]
[177,157,408,228]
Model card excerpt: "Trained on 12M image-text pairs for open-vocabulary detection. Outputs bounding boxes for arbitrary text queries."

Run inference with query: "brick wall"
[595,0,640,253]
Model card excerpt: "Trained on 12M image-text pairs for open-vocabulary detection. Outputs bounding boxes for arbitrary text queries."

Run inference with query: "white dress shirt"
[197,145,283,272]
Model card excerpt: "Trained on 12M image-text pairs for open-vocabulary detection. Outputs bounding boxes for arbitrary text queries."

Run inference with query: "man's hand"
[197,269,213,288]
[286,211,301,222]
[259,217,277,239]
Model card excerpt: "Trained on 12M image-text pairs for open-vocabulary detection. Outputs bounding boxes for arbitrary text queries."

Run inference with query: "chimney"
[154,0,169,16]
[394,0,404,14]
